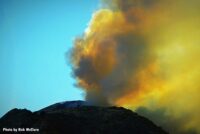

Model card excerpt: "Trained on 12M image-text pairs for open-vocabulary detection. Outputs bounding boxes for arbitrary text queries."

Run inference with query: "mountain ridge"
[0,100,168,134]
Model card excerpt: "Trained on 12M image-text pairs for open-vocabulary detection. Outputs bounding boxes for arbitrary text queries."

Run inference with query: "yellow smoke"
[71,0,200,133]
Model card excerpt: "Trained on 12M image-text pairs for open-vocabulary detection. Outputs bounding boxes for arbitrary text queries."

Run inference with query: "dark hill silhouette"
[0,100,168,134]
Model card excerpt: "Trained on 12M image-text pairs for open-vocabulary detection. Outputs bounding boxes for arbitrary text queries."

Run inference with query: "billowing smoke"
[70,0,200,133]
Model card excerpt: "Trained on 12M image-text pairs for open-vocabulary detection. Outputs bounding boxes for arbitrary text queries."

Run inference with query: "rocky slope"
[0,101,168,134]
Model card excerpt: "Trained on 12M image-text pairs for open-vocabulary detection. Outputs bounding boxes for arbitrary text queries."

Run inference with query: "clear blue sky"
[0,0,99,117]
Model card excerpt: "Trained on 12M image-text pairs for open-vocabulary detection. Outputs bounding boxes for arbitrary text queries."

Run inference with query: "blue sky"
[0,0,99,117]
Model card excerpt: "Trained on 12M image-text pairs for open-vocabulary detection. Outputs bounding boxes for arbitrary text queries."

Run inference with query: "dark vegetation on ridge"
[0,101,168,134]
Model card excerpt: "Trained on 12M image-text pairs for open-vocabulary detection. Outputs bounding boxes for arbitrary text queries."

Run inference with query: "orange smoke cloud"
[70,0,200,133]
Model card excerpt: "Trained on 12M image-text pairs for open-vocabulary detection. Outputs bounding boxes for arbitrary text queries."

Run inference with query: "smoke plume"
[70,0,200,133]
